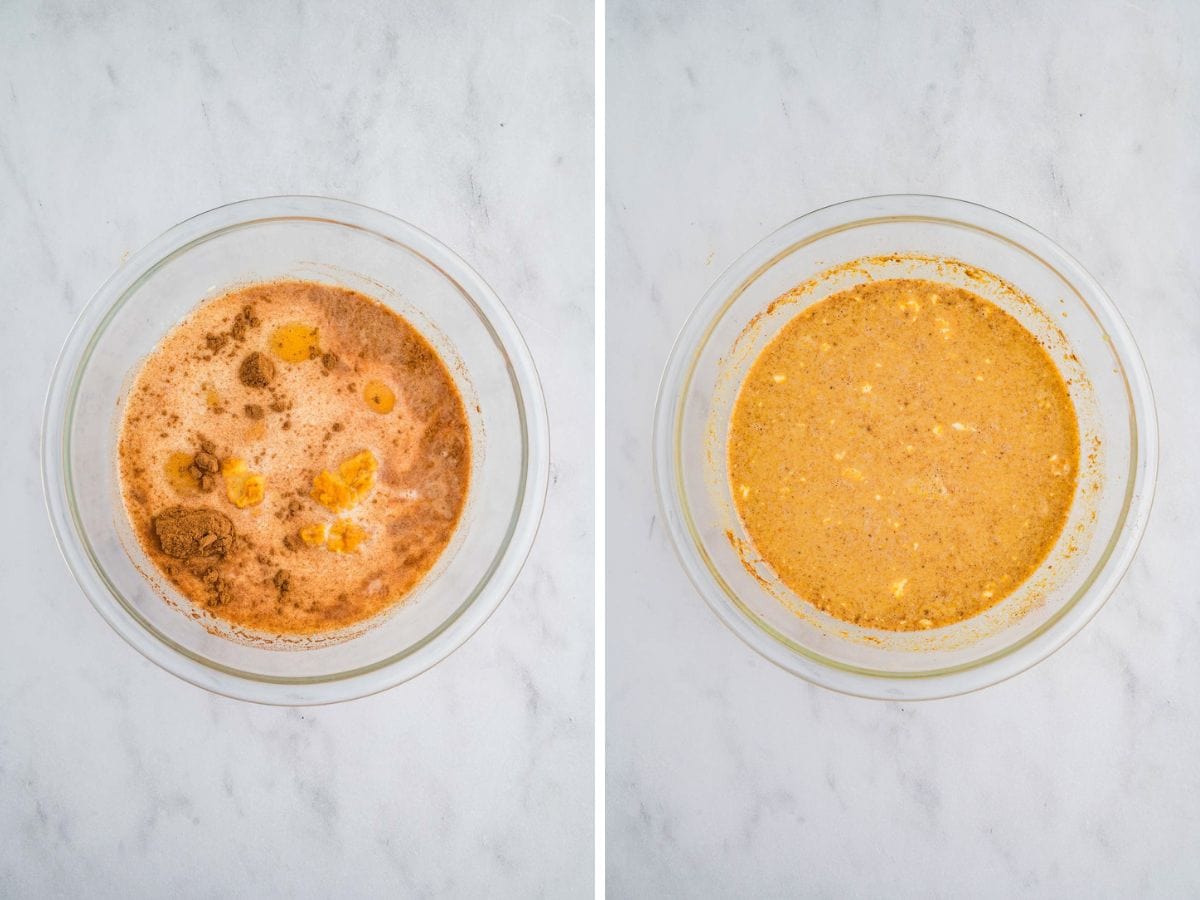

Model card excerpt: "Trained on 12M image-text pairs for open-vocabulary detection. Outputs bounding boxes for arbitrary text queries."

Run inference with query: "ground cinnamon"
[239,352,275,388]
[152,506,234,559]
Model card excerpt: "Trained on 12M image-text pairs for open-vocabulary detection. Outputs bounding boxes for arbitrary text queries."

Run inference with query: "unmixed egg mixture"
[118,280,470,636]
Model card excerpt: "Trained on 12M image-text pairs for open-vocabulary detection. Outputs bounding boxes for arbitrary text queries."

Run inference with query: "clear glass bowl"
[43,196,549,705]
[654,195,1157,699]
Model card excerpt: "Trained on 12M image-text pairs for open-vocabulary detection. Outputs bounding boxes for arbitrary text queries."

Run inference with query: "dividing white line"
[593,0,606,894]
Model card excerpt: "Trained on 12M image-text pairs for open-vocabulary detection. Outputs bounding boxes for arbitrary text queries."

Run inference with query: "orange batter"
[118,280,470,636]
[728,278,1079,631]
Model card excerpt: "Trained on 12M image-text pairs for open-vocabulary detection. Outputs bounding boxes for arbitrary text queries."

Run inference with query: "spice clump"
[152,506,234,559]
[188,439,220,492]
[239,351,275,388]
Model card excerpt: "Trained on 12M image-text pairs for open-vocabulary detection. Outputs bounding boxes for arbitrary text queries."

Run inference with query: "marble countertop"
[607,1,1199,896]
[0,1,592,896]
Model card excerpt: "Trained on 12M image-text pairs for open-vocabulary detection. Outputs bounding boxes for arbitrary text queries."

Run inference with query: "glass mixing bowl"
[43,196,549,704]
[654,195,1157,699]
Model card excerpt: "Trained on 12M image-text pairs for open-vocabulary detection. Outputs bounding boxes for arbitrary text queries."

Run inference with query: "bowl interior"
[670,208,1144,683]
[63,212,531,683]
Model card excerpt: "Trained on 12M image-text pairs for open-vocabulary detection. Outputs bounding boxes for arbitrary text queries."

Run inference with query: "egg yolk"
[223,457,265,508]
[326,519,367,553]
[269,323,321,363]
[311,449,377,512]
[164,452,199,494]
[363,381,396,414]
[299,523,328,546]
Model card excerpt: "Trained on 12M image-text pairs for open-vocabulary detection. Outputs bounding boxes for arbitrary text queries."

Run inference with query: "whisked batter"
[728,278,1078,631]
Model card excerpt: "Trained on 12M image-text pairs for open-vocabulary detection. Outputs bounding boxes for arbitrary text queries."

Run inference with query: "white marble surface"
[0,1,592,897]
[607,1,1199,896]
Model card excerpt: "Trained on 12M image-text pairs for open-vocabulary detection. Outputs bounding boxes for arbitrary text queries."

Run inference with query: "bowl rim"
[41,194,550,705]
[653,193,1158,700]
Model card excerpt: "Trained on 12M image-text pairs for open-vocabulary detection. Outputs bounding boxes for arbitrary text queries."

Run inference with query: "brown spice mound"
[321,351,339,371]
[244,403,264,420]
[187,445,220,492]
[229,305,260,342]
[239,352,275,388]
[193,450,218,473]
[188,562,233,607]
[202,306,259,358]
[273,569,292,596]
[152,506,234,559]
[211,578,232,607]
[277,497,304,522]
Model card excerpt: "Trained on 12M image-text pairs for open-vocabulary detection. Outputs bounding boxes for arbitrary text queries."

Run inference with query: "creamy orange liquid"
[728,278,1079,631]
[118,280,470,636]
